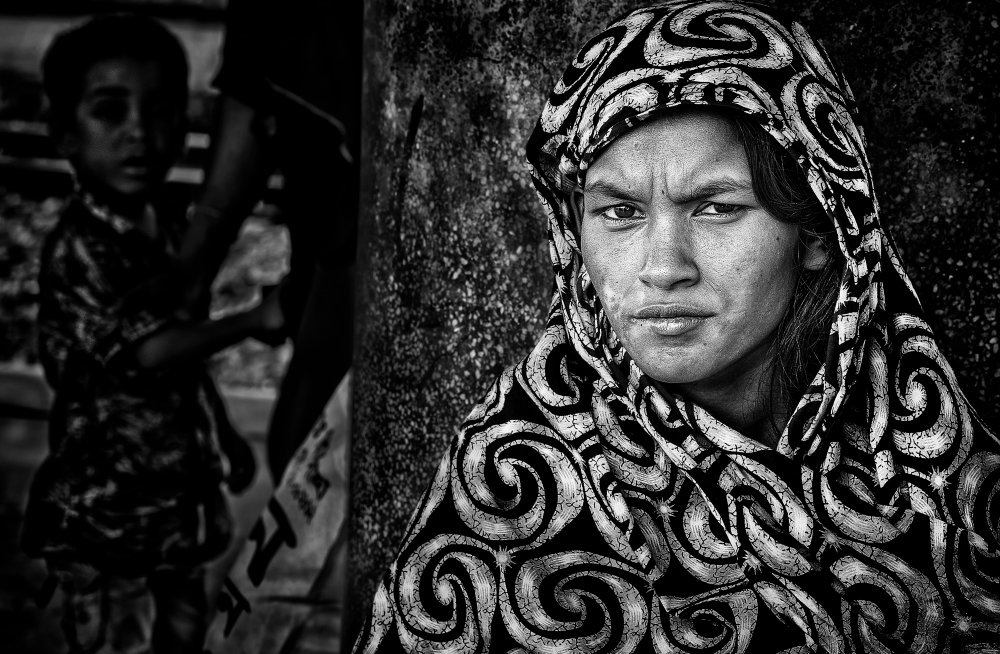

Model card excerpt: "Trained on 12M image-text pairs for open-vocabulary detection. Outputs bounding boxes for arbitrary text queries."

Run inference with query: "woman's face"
[576,112,825,397]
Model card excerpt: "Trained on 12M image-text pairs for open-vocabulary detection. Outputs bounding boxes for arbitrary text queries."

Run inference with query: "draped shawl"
[354,2,1000,652]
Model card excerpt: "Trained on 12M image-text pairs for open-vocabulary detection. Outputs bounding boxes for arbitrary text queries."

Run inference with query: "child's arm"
[130,283,283,371]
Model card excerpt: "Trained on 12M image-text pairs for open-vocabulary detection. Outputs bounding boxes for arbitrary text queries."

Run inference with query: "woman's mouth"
[634,315,707,336]
[630,305,713,336]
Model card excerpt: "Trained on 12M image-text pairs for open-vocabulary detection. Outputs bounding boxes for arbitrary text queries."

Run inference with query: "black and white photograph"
[0,1,997,652]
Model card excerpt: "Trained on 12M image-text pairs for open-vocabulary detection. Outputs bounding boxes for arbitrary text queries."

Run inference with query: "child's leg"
[50,561,152,654]
[148,566,208,654]
[55,562,109,654]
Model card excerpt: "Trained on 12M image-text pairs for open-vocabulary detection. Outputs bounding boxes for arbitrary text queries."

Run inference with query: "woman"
[354,2,1000,651]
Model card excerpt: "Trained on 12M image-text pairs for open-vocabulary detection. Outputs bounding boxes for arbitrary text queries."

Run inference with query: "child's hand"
[253,282,287,346]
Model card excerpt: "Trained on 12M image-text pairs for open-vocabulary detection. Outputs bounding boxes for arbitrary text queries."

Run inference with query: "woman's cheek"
[592,271,625,322]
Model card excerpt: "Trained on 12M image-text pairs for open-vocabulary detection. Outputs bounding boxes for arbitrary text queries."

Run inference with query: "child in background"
[20,15,282,653]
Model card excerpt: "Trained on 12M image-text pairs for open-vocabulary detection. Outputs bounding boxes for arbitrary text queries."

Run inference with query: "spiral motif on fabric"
[521,321,585,414]
[394,534,497,653]
[634,384,701,472]
[948,528,1000,622]
[722,457,816,577]
[543,10,655,134]
[780,383,828,458]
[955,450,1000,541]
[649,1,794,69]
[889,315,973,471]
[949,452,1000,622]
[675,69,783,120]
[650,587,759,654]
[501,550,649,653]
[663,482,744,586]
[808,457,911,544]
[754,579,843,652]
[357,580,400,654]
[864,338,891,453]
[580,72,676,156]
[782,72,866,192]
[595,392,673,493]
[827,545,945,652]
[452,420,585,548]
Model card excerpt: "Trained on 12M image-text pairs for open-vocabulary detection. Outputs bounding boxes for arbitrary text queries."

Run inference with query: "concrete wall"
[347,0,999,642]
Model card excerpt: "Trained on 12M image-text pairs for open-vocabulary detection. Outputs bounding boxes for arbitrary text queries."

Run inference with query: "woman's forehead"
[584,111,749,186]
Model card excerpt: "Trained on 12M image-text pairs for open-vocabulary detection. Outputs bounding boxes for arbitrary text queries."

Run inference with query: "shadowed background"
[347,0,999,643]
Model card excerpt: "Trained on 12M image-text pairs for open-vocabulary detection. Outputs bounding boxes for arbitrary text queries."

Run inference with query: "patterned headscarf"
[355,2,1000,652]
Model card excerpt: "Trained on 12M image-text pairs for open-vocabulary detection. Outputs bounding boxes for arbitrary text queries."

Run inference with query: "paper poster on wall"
[206,371,351,654]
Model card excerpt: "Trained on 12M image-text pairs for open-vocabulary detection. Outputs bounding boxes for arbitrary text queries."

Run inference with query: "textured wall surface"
[347,0,998,642]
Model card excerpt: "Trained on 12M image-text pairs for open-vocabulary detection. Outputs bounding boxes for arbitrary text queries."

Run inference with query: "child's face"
[62,57,185,198]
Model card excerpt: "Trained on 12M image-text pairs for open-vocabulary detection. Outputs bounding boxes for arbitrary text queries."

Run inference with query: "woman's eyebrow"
[582,178,640,198]
[670,177,753,204]
[583,176,753,202]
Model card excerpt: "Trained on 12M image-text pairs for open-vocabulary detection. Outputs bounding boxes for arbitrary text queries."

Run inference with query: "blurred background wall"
[347,0,999,643]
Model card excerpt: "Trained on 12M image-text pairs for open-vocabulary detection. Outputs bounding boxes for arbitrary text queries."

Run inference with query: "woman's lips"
[630,304,713,336]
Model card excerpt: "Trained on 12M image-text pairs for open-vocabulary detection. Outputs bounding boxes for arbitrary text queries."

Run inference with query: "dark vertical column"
[346,0,999,646]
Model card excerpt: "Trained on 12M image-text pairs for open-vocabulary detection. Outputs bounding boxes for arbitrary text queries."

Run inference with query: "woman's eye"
[600,205,640,222]
[702,202,740,214]
[698,202,743,216]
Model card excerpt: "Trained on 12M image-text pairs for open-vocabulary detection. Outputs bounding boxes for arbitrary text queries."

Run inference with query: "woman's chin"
[633,357,714,387]
[623,334,714,385]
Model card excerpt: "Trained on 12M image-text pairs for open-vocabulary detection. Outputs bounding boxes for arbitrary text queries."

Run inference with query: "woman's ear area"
[800,233,830,271]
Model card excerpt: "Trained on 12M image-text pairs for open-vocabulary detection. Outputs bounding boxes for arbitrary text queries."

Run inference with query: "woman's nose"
[637,214,699,289]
